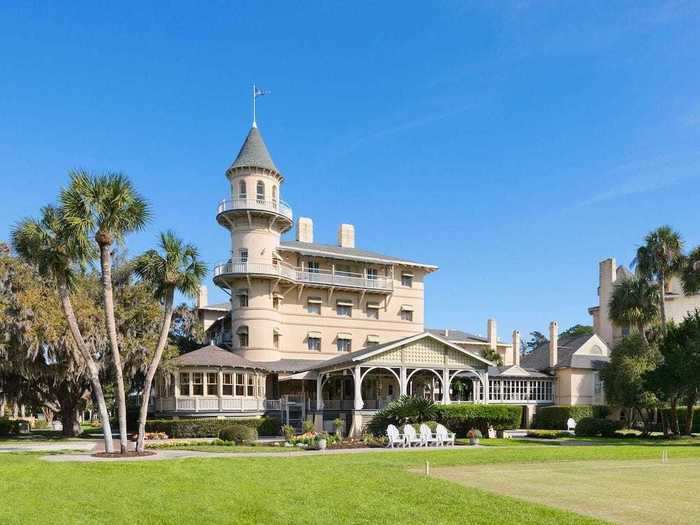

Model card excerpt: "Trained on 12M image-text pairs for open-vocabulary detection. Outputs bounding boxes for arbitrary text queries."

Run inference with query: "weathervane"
[252,83,270,128]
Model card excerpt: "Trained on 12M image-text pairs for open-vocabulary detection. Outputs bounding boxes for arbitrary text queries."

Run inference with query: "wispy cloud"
[575,154,700,208]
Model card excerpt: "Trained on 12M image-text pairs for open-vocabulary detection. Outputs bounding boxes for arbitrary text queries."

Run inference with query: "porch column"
[399,367,407,396]
[482,373,490,404]
[442,368,451,405]
[218,369,224,411]
[353,366,363,410]
[316,374,324,411]
[471,379,479,403]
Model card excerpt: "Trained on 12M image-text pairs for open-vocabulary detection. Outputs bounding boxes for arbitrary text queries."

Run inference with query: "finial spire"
[252,84,269,128]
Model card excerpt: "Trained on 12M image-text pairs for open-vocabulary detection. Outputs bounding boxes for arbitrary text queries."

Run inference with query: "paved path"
[0,441,97,453]
[41,444,479,463]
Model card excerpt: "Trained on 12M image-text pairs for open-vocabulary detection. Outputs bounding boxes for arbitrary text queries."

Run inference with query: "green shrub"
[592,405,610,419]
[219,424,258,444]
[32,419,50,430]
[256,416,281,436]
[281,424,295,441]
[526,430,570,439]
[410,420,439,433]
[0,418,21,436]
[575,417,620,437]
[302,419,315,433]
[145,417,274,438]
[533,405,595,430]
[434,404,522,437]
[366,396,438,436]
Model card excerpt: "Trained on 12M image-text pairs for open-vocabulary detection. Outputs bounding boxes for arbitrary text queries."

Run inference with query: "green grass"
[3,444,700,524]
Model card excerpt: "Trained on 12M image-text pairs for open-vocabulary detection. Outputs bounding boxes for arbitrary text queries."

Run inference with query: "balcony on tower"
[216,197,293,231]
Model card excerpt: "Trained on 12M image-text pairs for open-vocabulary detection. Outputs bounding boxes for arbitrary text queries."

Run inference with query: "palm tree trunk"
[98,243,129,454]
[659,274,667,331]
[637,322,648,346]
[684,394,697,435]
[136,291,175,453]
[57,277,114,453]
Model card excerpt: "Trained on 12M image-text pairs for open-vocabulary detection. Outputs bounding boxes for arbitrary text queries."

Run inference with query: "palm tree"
[682,246,700,295]
[633,226,684,332]
[61,171,150,453]
[11,205,114,452]
[133,231,206,453]
[608,276,659,345]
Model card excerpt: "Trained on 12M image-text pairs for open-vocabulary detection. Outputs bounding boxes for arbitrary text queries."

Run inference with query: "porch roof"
[304,332,495,372]
[169,344,264,370]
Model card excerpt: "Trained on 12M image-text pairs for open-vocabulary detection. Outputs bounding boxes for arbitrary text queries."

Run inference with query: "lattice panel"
[403,338,445,364]
[446,348,479,367]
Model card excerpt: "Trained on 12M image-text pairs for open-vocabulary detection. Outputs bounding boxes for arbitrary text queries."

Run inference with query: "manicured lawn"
[2,444,700,524]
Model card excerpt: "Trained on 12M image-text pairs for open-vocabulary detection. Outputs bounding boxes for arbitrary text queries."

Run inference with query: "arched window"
[272,185,278,206]
[256,181,265,202]
[238,180,247,200]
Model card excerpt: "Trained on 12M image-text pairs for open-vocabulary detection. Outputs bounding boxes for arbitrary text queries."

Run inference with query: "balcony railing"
[154,397,265,413]
[217,198,293,221]
[214,259,394,291]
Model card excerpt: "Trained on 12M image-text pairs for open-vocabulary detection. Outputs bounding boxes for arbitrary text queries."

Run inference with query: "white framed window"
[238,180,247,199]
[237,289,249,308]
[273,332,280,349]
[237,326,249,347]
[192,372,204,396]
[273,294,282,310]
[336,300,352,317]
[256,181,265,201]
[400,305,414,322]
[222,373,233,396]
[367,268,378,280]
[401,272,413,287]
[307,297,322,315]
[366,302,380,320]
[337,336,352,353]
[239,248,248,263]
[247,374,255,397]
[206,372,218,396]
[367,335,380,347]
[307,261,320,273]
[179,372,190,396]
[308,332,321,351]
[235,372,245,396]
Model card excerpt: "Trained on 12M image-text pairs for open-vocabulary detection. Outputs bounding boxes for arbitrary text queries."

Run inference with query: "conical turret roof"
[228,125,279,174]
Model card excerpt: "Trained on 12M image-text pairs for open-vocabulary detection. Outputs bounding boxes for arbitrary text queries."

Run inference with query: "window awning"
[336,300,353,307]
[402,272,414,277]
[273,327,281,336]
[367,335,380,343]
[337,333,352,340]
[236,326,249,334]
[307,297,323,304]
[307,331,322,338]
[273,293,284,299]
[235,288,248,296]
[401,304,415,312]
[366,302,380,309]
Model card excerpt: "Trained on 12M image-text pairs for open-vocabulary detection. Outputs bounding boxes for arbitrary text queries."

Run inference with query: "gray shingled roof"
[229,126,279,174]
[170,344,262,369]
[427,328,508,345]
[279,240,437,269]
[520,334,595,371]
[250,359,327,373]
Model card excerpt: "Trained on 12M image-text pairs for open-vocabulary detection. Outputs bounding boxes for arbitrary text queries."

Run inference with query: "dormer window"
[256,181,265,202]
[239,180,247,199]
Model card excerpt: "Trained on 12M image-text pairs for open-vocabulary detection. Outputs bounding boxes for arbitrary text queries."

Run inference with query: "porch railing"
[218,198,293,221]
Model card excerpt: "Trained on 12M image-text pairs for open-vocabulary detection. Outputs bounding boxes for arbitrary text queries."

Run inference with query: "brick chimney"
[512,330,520,366]
[549,321,559,368]
[338,224,355,248]
[297,217,314,243]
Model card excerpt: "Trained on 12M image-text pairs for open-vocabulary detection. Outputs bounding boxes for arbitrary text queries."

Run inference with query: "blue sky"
[1,1,699,342]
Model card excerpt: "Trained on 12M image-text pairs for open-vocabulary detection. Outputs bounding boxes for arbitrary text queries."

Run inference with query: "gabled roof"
[228,126,279,175]
[278,240,437,270]
[488,365,551,378]
[520,334,607,371]
[169,344,262,369]
[305,332,494,372]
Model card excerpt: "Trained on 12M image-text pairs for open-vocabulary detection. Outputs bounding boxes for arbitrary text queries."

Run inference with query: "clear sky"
[1,2,699,342]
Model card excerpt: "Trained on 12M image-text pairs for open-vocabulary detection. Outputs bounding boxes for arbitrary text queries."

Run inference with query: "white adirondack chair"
[419,423,437,447]
[567,418,577,432]
[435,424,455,447]
[386,424,405,448]
[403,424,422,447]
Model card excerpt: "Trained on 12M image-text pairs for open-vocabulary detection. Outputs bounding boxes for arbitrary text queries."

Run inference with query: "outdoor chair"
[403,424,422,448]
[419,423,438,447]
[435,424,455,447]
[567,418,577,432]
[386,424,405,448]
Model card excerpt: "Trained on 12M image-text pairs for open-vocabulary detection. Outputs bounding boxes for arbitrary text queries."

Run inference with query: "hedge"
[575,417,620,437]
[145,416,280,438]
[219,424,258,444]
[533,405,608,430]
[435,404,522,437]
[0,418,22,436]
